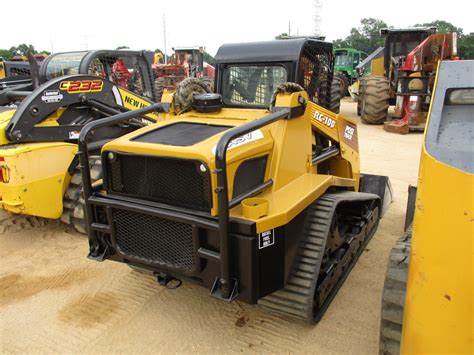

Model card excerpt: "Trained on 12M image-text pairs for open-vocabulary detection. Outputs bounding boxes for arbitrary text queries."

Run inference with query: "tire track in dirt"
[231,309,306,353]
[0,267,96,308]
[33,269,161,353]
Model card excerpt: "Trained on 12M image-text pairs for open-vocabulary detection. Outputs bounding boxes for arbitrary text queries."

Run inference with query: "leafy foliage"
[203,51,215,65]
[275,33,289,40]
[0,44,50,60]
[0,49,12,60]
[333,18,473,59]
[333,18,387,54]
[459,33,474,59]
[413,20,463,36]
[9,44,38,56]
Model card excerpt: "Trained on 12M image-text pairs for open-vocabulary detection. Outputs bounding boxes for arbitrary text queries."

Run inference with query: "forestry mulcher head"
[80,74,392,321]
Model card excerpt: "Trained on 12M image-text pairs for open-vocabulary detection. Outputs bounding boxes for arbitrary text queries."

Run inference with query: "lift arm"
[5,74,160,143]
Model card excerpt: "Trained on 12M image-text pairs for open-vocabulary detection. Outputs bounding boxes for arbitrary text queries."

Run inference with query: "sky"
[3,0,471,56]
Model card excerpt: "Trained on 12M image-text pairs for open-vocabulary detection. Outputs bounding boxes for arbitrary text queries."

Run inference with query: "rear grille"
[106,153,212,211]
[113,208,196,272]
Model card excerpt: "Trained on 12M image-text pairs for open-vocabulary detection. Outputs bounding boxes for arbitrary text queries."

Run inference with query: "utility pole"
[288,20,291,36]
[313,0,323,37]
[163,13,168,64]
[82,34,89,50]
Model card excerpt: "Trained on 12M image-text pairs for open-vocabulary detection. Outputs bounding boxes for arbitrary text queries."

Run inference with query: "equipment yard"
[0,98,422,354]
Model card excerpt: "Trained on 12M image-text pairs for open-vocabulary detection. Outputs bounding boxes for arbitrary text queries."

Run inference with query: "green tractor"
[334,48,367,96]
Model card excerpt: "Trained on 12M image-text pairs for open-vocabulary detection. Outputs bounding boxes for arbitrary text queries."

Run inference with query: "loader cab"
[380,27,435,81]
[334,48,368,76]
[39,50,156,100]
[214,38,335,109]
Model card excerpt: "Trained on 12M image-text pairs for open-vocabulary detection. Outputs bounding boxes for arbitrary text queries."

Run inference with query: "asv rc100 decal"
[313,110,336,128]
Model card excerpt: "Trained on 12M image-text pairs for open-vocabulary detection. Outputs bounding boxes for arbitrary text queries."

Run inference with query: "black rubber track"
[379,226,411,354]
[259,191,380,322]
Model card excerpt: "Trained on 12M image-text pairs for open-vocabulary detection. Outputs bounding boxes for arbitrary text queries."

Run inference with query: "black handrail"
[214,108,291,298]
[312,145,340,165]
[78,103,164,235]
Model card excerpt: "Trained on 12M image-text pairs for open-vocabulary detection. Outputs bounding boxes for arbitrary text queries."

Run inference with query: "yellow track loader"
[380,60,473,353]
[79,38,392,321]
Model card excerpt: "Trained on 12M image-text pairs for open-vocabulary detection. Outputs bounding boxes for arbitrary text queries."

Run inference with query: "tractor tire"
[361,75,390,124]
[335,72,350,96]
[154,77,165,102]
[200,77,214,92]
[357,77,367,116]
[60,156,102,234]
[330,79,341,114]
[379,227,411,355]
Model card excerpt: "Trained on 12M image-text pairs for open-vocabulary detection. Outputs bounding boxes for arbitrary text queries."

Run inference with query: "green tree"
[333,18,388,54]
[203,51,215,65]
[275,33,289,40]
[9,44,38,56]
[413,20,463,36]
[459,32,474,59]
[0,49,12,60]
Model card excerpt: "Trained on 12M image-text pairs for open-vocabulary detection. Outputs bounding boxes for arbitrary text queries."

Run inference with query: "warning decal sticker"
[258,229,275,249]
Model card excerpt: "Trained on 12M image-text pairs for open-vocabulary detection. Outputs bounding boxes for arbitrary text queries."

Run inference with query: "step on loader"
[80,38,392,321]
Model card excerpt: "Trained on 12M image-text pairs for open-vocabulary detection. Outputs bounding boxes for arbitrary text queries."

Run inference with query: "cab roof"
[215,38,332,64]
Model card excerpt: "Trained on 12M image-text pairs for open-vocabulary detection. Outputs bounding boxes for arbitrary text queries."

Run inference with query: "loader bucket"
[359,174,393,216]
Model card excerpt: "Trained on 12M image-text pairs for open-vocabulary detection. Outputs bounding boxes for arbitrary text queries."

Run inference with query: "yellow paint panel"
[0,143,77,218]
[401,154,473,353]
[371,57,385,76]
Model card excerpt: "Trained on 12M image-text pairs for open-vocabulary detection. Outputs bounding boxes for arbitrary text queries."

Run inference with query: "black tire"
[379,227,411,355]
[173,77,212,113]
[60,156,102,234]
[357,77,367,116]
[200,77,214,92]
[154,77,165,102]
[361,75,390,124]
[330,79,341,114]
[335,72,350,96]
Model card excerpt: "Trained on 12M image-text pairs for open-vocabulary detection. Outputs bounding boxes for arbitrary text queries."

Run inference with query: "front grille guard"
[79,102,295,301]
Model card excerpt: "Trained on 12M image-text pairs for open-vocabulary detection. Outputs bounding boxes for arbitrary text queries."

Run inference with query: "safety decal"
[258,229,275,249]
[59,79,103,94]
[41,90,63,103]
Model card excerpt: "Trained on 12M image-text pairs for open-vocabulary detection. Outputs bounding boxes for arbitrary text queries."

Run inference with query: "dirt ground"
[0,99,423,354]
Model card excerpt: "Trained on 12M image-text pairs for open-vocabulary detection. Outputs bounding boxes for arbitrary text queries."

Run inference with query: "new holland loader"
[79,38,392,321]
[0,50,160,232]
[379,60,473,353]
